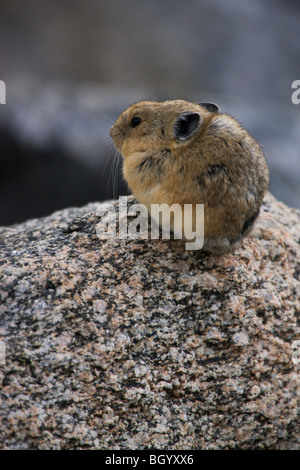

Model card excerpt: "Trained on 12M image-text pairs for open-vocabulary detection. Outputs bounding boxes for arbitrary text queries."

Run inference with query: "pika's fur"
[110,100,269,254]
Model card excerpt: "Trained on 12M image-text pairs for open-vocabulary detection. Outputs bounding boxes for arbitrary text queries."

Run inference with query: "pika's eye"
[131,116,142,128]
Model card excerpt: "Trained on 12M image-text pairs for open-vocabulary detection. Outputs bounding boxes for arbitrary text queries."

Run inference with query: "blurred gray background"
[0,0,299,225]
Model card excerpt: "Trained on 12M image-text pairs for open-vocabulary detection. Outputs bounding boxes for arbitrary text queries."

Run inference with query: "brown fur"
[110,100,269,254]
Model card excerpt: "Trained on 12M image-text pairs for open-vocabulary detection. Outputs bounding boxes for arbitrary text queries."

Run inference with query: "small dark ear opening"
[199,102,220,113]
[173,112,200,140]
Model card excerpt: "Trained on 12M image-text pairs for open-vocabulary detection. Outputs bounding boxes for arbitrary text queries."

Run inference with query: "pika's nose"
[110,124,125,139]
[109,125,115,138]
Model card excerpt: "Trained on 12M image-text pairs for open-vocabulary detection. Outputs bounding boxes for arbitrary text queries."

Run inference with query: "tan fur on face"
[110,100,269,254]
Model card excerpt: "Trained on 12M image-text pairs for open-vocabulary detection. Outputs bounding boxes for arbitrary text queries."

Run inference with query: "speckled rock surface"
[0,193,299,450]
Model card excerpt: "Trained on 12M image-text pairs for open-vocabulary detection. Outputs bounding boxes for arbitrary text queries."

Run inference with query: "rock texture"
[0,193,299,450]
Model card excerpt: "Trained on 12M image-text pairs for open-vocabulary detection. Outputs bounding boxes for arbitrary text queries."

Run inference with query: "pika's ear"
[173,112,201,140]
[199,102,219,113]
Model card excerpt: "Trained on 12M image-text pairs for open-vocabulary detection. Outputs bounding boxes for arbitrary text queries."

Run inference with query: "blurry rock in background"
[0,81,132,225]
[0,0,299,225]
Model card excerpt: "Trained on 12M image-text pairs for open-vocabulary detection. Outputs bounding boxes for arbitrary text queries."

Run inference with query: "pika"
[110,100,269,254]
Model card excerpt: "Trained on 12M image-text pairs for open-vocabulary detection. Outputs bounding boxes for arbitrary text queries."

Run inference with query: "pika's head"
[110,100,219,157]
